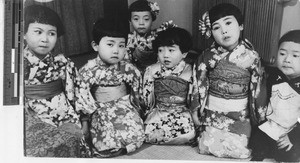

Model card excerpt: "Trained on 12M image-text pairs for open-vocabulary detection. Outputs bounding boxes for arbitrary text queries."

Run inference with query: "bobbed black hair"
[278,30,300,47]
[92,18,129,44]
[128,0,156,21]
[24,4,64,37]
[209,3,244,25]
[152,27,192,53]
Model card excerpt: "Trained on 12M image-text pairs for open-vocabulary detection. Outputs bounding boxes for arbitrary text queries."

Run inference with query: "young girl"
[79,18,145,158]
[24,5,97,157]
[193,3,261,158]
[127,0,176,74]
[143,27,198,144]
[250,30,300,162]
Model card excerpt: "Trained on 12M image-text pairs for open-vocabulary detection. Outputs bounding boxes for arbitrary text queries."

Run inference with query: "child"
[193,3,261,158]
[23,5,97,156]
[143,27,198,144]
[250,30,300,162]
[127,0,176,74]
[79,18,145,157]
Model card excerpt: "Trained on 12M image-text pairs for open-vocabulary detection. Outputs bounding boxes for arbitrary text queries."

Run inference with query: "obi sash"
[154,76,189,112]
[208,59,251,99]
[91,82,128,103]
[25,79,63,99]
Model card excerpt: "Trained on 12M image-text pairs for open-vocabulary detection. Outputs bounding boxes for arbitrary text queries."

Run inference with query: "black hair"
[24,4,64,37]
[152,27,192,53]
[209,3,244,25]
[92,18,128,44]
[128,0,156,21]
[278,30,300,47]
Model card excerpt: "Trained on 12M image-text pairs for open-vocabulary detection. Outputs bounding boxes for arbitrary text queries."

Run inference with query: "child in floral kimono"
[143,27,197,144]
[250,30,300,162]
[24,5,97,157]
[193,3,261,159]
[79,18,145,157]
[127,0,176,74]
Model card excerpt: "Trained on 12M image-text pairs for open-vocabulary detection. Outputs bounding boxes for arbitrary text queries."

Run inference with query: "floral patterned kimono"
[126,21,178,74]
[126,30,158,73]
[79,57,145,157]
[192,40,261,159]
[143,61,196,144]
[24,46,97,157]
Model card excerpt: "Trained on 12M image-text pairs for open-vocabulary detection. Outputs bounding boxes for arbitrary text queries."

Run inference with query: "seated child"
[250,30,300,162]
[126,0,176,74]
[143,27,197,144]
[194,3,261,159]
[79,18,145,158]
[24,4,97,138]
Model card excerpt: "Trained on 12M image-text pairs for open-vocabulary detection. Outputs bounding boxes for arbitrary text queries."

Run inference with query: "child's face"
[130,11,153,35]
[24,22,57,59]
[276,41,300,79]
[211,15,243,51]
[92,36,126,65]
[157,45,187,69]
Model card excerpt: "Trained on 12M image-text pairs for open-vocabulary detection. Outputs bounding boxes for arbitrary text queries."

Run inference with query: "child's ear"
[239,24,244,31]
[182,52,188,58]
[91,41,99,52]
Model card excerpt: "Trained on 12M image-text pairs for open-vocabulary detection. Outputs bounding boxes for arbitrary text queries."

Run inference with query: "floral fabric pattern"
[24,46,97,128]
[143,61,195,144]
[79,57,145,157]
[192,40,262,158]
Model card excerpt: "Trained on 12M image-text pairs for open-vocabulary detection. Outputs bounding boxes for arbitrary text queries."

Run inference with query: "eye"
[34,30,42,34]
[279,52,286,56]
[212,26,219,31]
[169,49,175,52]
[225,21,232,26]
[107,43,113,47]
[293,54,300,58]
[49,32,57,36]
[119,44,125,48]
[158,48,163,53]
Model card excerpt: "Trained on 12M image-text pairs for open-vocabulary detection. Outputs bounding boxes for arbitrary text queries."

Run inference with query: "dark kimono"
[192,40,261,158]
[250,66,300,162]
[79,57,145,157]
[143,61,196,144]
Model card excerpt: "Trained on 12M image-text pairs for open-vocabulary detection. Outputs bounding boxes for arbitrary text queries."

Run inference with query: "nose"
[40,33,49,42]
[221,26,227,34]
[112,46,119,54]
[284,53,292,63]
[138,19,144,25]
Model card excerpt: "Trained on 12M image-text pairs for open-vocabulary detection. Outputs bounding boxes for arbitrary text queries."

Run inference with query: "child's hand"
[277,134,293,151]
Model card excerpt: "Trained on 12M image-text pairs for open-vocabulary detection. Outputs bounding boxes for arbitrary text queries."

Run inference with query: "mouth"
[164,60,171,65]
[223,36,231,41]
[39,45,48,49]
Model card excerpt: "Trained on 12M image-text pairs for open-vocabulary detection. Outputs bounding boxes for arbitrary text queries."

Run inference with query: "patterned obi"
[132,48,157,71]
[208,59,250,99]
[91,82,128,103]
[154,76,189,111]
[25,79,63,99]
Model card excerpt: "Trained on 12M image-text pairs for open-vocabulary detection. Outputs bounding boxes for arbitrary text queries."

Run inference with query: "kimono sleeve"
[64,59,97,115]
[123,63,144,117]
[142,65,156,115]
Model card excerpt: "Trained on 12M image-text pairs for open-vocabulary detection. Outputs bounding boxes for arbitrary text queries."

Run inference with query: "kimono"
[79,57,145,157]
[192,40,261,159]
[126,21,178,74]
[24,46,97,157]
[126,30,158,74]
[143,61,196,144]
[250,66,300,162]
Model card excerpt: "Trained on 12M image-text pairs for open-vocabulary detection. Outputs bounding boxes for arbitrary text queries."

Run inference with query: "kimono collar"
[270,67,300,94]
[23,46,53,66]
[127,31,156,51]
[95,56,119,69]
[161,60,186,77]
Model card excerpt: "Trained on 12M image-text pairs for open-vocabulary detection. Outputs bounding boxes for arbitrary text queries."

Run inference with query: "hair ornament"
[149,1,160,17]
[198,11,211,39]
[156,20,178,33]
